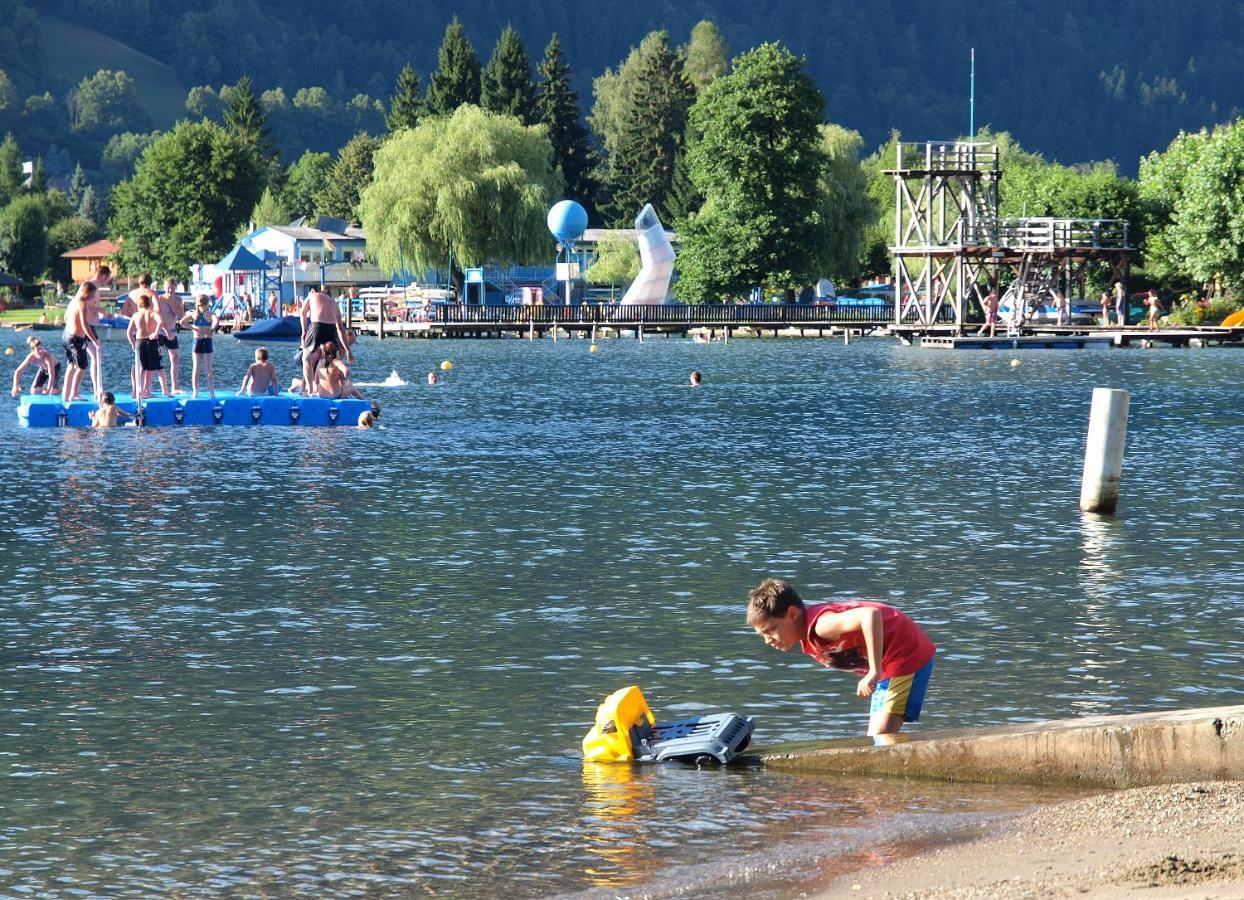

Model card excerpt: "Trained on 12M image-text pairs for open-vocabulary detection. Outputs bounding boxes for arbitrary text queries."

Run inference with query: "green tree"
[314,133,382,223]
[817,124,875,283]
[677,43,830,302]
[1163,120,1244,291]
[535,34,595,209]
[247,185,291,230]
[1139,128,1211,284]
[482,25,536,124]
[109,120,266,278]
[0,195,48,282]
[387,64,425,131]
[48,215,102,281]
[426,17,482,116]
[0,132,23,206]
[185,85,221,120]
[0,69,16,115]
[359,105,562,293]
[224,75,274,161]
[683,20,729,93]
[284,150,334,219]
[596,31,695,225]
[29,157,46,193]
[78,185,99,226]
[68,163,86,209]
[70,69,150,134]
[584,236,640,285]
[99,130,161,184]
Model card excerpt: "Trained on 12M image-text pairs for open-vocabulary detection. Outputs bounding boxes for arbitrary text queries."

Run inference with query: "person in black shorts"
[179,294,219,397]
[10,336,62,396]
[126,293,166,399]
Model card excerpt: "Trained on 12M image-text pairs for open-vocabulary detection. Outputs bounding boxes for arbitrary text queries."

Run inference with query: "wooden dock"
[898,323,1244,350]
[350,302,916,339]
[920,333,1115,350]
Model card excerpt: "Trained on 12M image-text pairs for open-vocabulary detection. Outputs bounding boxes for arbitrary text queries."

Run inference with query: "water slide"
[620,204,675,305]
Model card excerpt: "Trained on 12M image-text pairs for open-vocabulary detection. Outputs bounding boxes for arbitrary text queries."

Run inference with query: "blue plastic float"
[16,393,374,428]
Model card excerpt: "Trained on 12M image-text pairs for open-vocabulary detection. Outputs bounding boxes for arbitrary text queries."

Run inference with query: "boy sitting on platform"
[90,392,132,428]
[238,346,279,396]
[747,578,936,740]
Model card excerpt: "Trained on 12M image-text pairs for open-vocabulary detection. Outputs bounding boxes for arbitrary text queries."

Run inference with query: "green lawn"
[1,307,65,325]
[40,16,187,129]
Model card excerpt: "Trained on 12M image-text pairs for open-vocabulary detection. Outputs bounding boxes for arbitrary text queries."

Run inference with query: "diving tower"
[887,141,1131,327]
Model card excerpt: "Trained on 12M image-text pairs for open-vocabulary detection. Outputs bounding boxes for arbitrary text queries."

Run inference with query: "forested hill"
[6,0,1244,170]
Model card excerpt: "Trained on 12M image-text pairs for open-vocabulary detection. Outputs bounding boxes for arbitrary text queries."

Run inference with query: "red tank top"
[800,601,935,680]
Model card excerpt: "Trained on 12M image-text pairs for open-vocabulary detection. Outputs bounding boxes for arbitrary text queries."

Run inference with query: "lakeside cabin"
[196,216,390,304]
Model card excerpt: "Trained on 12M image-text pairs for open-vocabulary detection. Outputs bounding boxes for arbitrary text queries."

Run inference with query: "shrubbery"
[1166,294,1243,325]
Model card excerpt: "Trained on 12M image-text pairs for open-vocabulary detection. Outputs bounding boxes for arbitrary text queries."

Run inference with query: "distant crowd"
[11,269,367,407]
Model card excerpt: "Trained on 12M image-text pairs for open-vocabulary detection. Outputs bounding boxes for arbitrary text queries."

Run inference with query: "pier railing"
[962,217,1130,250]
[432,302,908,326]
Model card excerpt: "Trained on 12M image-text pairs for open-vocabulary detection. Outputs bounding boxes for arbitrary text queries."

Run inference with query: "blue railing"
[434,302,900,325]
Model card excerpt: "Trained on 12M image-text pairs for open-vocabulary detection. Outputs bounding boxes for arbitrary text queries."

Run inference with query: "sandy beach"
[820,781,1244,899]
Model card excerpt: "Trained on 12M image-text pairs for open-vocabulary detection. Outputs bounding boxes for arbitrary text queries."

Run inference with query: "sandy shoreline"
[818,781,1244,899]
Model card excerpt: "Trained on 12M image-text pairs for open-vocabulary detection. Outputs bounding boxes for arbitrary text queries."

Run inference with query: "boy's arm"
[813,607,885,697]
[11,353,34,396]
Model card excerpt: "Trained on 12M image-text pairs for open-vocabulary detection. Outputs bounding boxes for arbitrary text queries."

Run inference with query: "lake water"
[2,330,1242,897]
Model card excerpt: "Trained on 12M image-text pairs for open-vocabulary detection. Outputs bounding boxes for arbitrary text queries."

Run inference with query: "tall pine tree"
[426,17,481,116]
[387,64,425,131]
[224,76,274,162]
[0,133,23,206]
[68,163,86,210]
[597,32,694,226]
[481,25,536,124]
[535,35,595,210]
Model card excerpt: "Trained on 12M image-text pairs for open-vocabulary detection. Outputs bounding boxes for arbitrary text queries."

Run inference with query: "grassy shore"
[0,307,63,325]
[820,781,1244,898]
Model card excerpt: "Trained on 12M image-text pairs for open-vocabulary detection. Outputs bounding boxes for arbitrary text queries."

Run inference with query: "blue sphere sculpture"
[547,200,588,243]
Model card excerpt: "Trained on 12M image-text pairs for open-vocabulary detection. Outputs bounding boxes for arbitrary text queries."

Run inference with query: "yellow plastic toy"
[1222,309,1244,328]
[582,685,655,762]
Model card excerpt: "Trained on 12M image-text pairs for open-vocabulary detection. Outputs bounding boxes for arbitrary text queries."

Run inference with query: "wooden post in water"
[378,293,386,340]
[1079,387,1130,514]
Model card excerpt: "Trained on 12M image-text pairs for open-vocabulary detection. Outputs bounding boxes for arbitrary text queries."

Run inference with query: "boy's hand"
[857,671,879,698]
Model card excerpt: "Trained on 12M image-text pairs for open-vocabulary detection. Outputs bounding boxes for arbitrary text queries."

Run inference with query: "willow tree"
[359,104,562,294]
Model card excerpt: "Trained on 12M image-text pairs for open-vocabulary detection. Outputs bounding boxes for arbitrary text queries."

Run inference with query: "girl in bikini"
[179,295,219,398]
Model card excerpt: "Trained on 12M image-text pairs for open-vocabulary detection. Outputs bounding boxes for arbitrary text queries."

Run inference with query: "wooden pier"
[349,302,919,339]
[899,323,1244,350]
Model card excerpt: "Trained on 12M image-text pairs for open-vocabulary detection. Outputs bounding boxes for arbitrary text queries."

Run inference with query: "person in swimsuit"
[178,294,219,398]
[1099,290,1111,327]
[1146,289,1161,331]
[315,341,349,399]
[126,294,165,399]
[157,278,182,393]
[61,282,99,403]
[90,391,132,428]
[300,284,353,395]
[1114,280,1127,327]
[11,336,62,397]
[976,289,1000,336]
[238,346,278,396]
[83,277,105,398]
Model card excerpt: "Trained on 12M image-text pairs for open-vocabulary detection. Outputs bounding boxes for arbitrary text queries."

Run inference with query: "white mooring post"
[1079,387,1130,514]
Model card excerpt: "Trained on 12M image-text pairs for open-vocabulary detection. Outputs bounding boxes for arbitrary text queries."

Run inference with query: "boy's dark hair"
[101,391,115,405]
[746,578,805,623]
[140,273,152,286]
[257,347,268,361]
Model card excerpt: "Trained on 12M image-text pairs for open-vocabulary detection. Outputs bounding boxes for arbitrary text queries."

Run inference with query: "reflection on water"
[1,332,1242,896]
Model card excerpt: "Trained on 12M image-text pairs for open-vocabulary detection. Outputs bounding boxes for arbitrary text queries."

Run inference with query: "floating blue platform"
[17,393,374,428]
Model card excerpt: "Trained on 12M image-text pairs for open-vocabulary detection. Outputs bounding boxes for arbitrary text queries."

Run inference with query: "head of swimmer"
[100,391,116,408]
[746,578,807,652]
[255,346,268,363]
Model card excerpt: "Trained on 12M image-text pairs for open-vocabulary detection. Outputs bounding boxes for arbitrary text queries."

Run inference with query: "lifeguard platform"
[888,141,1131,329]
[18,393,375,428]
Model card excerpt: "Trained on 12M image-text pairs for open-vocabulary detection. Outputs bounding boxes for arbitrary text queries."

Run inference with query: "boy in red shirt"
[747,578,936,737]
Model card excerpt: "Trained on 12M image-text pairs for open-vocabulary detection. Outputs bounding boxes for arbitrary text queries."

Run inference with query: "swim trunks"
[194,337,214,355]
[869,657,935,723]
[138,337,163,371]
[158,334,180,351]
[63,335,89,370]
[32,360,61,390]
[308,321,338,351]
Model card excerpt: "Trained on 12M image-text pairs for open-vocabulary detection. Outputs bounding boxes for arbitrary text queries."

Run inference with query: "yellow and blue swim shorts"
[869,658,934,723]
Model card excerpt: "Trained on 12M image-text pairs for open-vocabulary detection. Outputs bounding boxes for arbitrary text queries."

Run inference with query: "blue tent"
[217,244,270,272]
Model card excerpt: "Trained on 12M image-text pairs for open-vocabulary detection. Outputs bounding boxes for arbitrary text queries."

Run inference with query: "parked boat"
[232,315,302,343]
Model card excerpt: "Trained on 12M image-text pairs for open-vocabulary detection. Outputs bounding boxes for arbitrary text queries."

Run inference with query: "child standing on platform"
[180,295,218,398]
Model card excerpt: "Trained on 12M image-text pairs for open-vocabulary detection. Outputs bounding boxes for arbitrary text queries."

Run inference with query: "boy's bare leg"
[867,711,905,738]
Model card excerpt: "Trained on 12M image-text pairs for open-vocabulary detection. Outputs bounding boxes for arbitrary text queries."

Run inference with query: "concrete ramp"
[759,705,1244,788]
